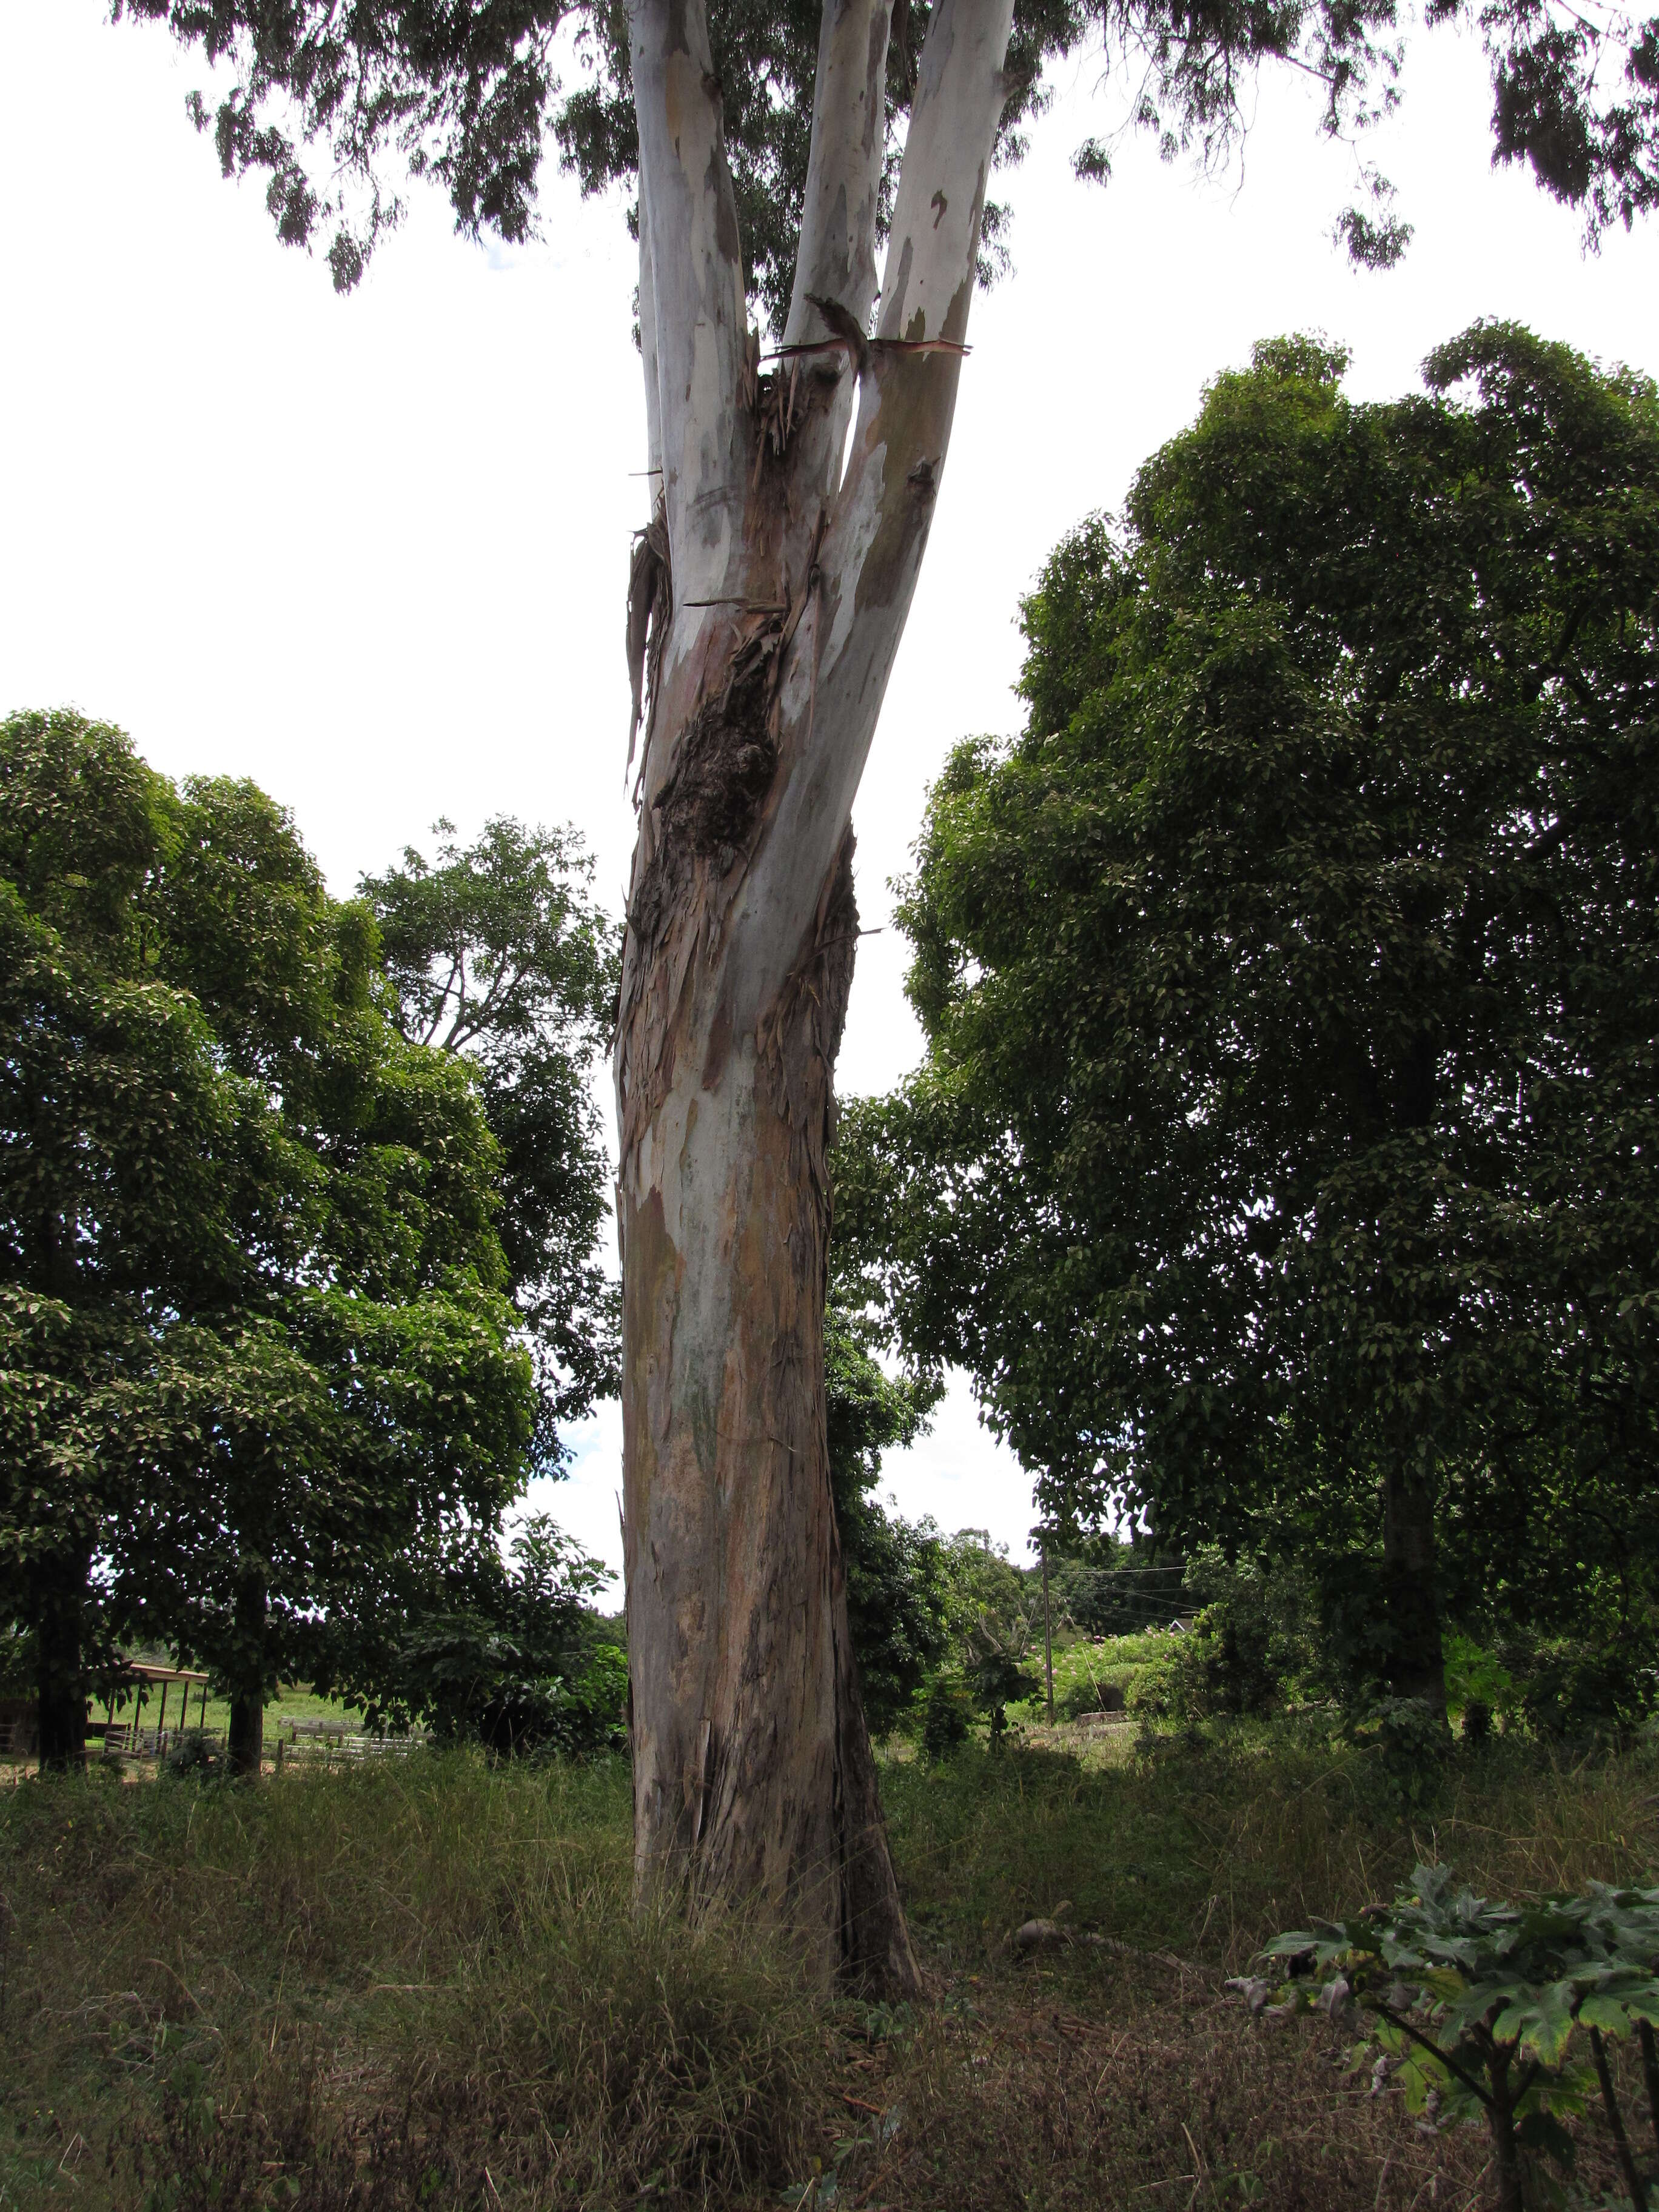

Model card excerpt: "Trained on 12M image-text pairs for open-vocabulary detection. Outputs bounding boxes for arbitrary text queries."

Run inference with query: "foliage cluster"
[116,0,1659,312]
[845,322,1659,1729]
[1259,1866,1659,2210]
[0,710,617,1769]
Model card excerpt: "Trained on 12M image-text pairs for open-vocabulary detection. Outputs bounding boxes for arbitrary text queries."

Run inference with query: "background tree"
[112,0,1659,1977]
[0,710,248,1765]
[848,325,1659,1721]
[323,1512,626,1755]
[0,711,546,1775]
[361,817,620,1466]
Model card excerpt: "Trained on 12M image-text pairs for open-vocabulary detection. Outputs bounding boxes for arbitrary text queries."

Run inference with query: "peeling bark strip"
[617,0,1016,1989]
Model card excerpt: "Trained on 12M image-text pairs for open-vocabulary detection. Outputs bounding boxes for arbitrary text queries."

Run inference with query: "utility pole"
[1041,1536,1054,1723]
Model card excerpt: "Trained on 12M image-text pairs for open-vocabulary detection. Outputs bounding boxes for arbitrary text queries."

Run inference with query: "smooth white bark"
[629,0,749,610]
[783,0,894,348]
[639,188,665,480]
[715,0,1018,1037]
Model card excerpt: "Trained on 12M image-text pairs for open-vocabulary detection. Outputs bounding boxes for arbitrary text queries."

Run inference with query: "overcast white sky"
[2,0,1654,1589]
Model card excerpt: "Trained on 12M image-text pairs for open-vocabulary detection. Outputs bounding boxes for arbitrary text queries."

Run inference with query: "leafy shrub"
[920,1675,973,1760]
[1175,1549,1327,1718]
[964,1623,1041,1742]
[1125,1652,1182,1719]
[840,1499,957,1738]
[1253,1865,1659,2212]
[826,1304,954,1736]
[313,1515,626,1757]
[542,1641,629,1756]
[1443,1632,1515,1728]
[1059,1675,1125,1719]
[1518,1635,1659,1744]
[1341,1695,1449,1806]
[162,1729,223,1777]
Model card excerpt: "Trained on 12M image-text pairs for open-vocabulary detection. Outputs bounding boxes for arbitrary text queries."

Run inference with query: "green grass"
[5,1728,1659,2210]
[888,1723,1659,1968]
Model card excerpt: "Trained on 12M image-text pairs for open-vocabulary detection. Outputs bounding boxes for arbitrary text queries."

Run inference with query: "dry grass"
[4,1728,1658,2211]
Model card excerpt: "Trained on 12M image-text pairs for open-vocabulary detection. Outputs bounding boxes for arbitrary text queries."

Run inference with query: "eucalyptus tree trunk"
[616,0,1016,1988]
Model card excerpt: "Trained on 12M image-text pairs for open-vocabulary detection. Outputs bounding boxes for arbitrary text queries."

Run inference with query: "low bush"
[1057,1675,1124,1719]
[1257,1866,1659,2212]
[920,1673,974,1760]
[1516,1633,1659,1744]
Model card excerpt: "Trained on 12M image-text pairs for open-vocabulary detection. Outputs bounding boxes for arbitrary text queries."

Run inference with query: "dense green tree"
[360,817,620,1466]
[308,1512,625,1755]
[136,787,537,1775]
[0,711,538,1773]
[1045,1542,1191,1638]
[849,326,1659,1718]
[0,712,250,1763]
[121,1283,533,1774]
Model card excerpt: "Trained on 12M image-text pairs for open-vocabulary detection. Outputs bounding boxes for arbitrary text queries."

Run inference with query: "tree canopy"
[117,0,1659,298]
[361,816,620,1469]
[845,323,1659,1710]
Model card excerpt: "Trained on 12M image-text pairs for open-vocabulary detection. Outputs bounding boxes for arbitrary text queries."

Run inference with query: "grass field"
[4,1725,1657,2210]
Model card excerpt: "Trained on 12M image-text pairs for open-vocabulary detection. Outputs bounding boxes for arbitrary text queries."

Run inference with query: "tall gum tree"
[615,0,1017,1991]
[113,0,1659,1986]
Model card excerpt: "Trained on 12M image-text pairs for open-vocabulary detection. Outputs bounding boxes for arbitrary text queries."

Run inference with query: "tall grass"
[1,1754,834,2211]
[5,1729,1659,2210]
[885,1726,1659,1970]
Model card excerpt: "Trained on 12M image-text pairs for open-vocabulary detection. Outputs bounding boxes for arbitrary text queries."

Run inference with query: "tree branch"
[639,183,665,480]
[1373,2002,1495,2112]
[873,0,1014,353]
[722,0,1016,1029]
[419,954,464,1047]
[629,0,750,605]
[783,0,894,348]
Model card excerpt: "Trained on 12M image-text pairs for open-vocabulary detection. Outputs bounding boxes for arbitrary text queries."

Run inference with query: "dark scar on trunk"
[651,659,777,859]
